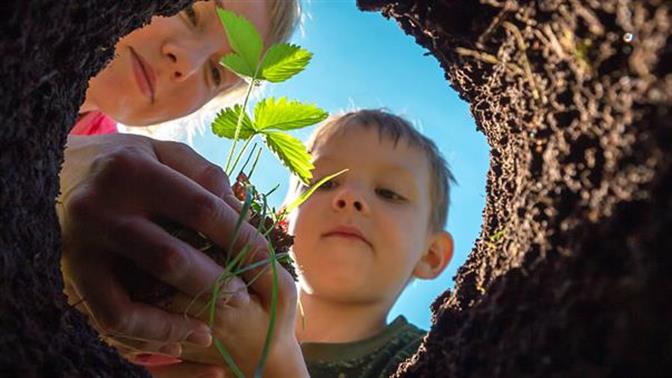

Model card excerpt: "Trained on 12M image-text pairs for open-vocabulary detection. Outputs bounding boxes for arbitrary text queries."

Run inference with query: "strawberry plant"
[204,9,344,377]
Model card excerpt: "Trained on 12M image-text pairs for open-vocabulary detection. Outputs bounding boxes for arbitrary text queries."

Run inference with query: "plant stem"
[224,76,257,175]
[229,135,255,176]
[247,146,264,180]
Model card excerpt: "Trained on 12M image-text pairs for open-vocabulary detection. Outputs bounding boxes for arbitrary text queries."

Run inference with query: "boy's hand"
[59,134,269,352]
[161,266,308,378]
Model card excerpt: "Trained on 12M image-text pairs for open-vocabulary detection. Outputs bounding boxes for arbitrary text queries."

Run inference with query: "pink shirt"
[70,111,118,135]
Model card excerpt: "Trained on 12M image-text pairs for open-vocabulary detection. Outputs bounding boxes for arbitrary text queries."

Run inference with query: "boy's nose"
[162,41,209,82]
[332,189,370,214]
[335,198,364,211]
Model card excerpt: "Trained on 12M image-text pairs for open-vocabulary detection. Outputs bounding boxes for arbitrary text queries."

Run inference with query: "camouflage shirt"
[301,316,425,378]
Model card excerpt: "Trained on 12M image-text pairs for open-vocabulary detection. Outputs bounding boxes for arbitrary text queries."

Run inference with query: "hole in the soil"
[60,0,490,363]
[167,3,488,330]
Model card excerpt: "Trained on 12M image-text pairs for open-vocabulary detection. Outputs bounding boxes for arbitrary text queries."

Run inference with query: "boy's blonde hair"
[302,109,456,232]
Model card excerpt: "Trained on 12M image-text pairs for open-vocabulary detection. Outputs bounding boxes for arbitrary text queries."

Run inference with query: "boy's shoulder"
[302,316,425,378]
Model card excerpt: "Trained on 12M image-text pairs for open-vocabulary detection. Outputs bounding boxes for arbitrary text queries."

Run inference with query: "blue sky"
[191,1,489,330]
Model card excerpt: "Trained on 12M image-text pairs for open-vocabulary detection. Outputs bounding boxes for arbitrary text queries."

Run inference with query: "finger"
[136,148,291,307]
[105,336,182,362]
[72,252,213,347]
[147,362,226,378]
[163,278,250,323]
[102,215,224,298]
[243,259,298,311]
[153,141,242,212]
[133,161,280,300]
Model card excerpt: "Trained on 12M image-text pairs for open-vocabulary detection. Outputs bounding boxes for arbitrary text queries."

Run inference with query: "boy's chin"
[302,275,376,303]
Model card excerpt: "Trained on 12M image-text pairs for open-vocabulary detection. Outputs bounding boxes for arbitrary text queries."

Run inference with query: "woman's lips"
[129,47,156,103]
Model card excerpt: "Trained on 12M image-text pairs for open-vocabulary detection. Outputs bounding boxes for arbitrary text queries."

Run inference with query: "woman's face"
[84,0,270,126]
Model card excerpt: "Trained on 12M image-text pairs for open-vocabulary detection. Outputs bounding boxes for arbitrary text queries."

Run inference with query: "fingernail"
[158,343,182,357]
[185,329,212,347]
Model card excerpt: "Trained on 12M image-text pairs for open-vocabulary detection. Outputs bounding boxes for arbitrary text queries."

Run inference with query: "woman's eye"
[184,5,198,25]
[211,64,222,87]
[376,188,405,201]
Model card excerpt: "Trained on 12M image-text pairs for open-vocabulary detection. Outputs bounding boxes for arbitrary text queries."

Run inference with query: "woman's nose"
[332,186,370,214]
[162,41,209,82]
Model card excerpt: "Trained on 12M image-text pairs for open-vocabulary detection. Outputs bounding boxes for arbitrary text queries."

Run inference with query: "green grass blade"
[238,143,259,176]
[226,187,254,263]
[230,253,288,277]
[247,147,263,180]
[254,241,279,378]
[283,168,349,215]
[264,184,281,198]
[214,338,246,378]
[230,136,255,176]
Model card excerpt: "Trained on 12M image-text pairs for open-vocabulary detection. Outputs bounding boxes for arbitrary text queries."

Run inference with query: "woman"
[72,0,292,133]
[59,1,308,376]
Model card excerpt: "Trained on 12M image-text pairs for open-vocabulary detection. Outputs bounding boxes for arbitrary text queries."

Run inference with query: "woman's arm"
[59,133,267,352]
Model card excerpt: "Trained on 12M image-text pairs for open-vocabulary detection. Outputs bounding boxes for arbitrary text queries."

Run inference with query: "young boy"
[286,109,455,377]
[128,109,454,378]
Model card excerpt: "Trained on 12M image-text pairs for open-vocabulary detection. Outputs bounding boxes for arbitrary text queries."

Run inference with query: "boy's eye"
[315,179,336,191]
[183,5,198,25]
[376,188,405,201]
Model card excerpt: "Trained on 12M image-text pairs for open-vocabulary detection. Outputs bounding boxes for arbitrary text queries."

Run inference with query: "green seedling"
[214,8,327,185]
[197,9,341,378]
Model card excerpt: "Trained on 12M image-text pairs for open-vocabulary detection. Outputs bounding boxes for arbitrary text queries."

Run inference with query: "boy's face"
[288,125,438,305]
[85,0,269,125]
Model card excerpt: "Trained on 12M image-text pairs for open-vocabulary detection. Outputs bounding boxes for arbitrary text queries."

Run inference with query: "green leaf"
[216,9,263,78]
[264,131,314,184]
[211,106,256,140]
[260,43,313,83]
[220,53,255,78]
[254,97,328,131]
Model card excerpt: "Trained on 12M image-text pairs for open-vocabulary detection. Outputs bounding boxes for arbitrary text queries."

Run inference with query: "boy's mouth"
[323,225,372,247]
[129,47,156,103]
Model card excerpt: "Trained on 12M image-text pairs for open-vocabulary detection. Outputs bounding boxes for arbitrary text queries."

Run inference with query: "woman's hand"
[59,133,270,354]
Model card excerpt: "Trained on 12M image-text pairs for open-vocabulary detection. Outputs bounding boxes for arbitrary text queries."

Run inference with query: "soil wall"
[1,0,670,376]
[0,1,190,376]
[358,0,672,376]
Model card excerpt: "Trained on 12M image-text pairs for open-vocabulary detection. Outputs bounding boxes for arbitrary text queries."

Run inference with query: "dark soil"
[358,0,672,377]
[1,0,670,377]
[0,1,192,376]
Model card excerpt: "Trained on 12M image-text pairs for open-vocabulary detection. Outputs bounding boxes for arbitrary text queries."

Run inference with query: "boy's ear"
[412,231,453,280]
